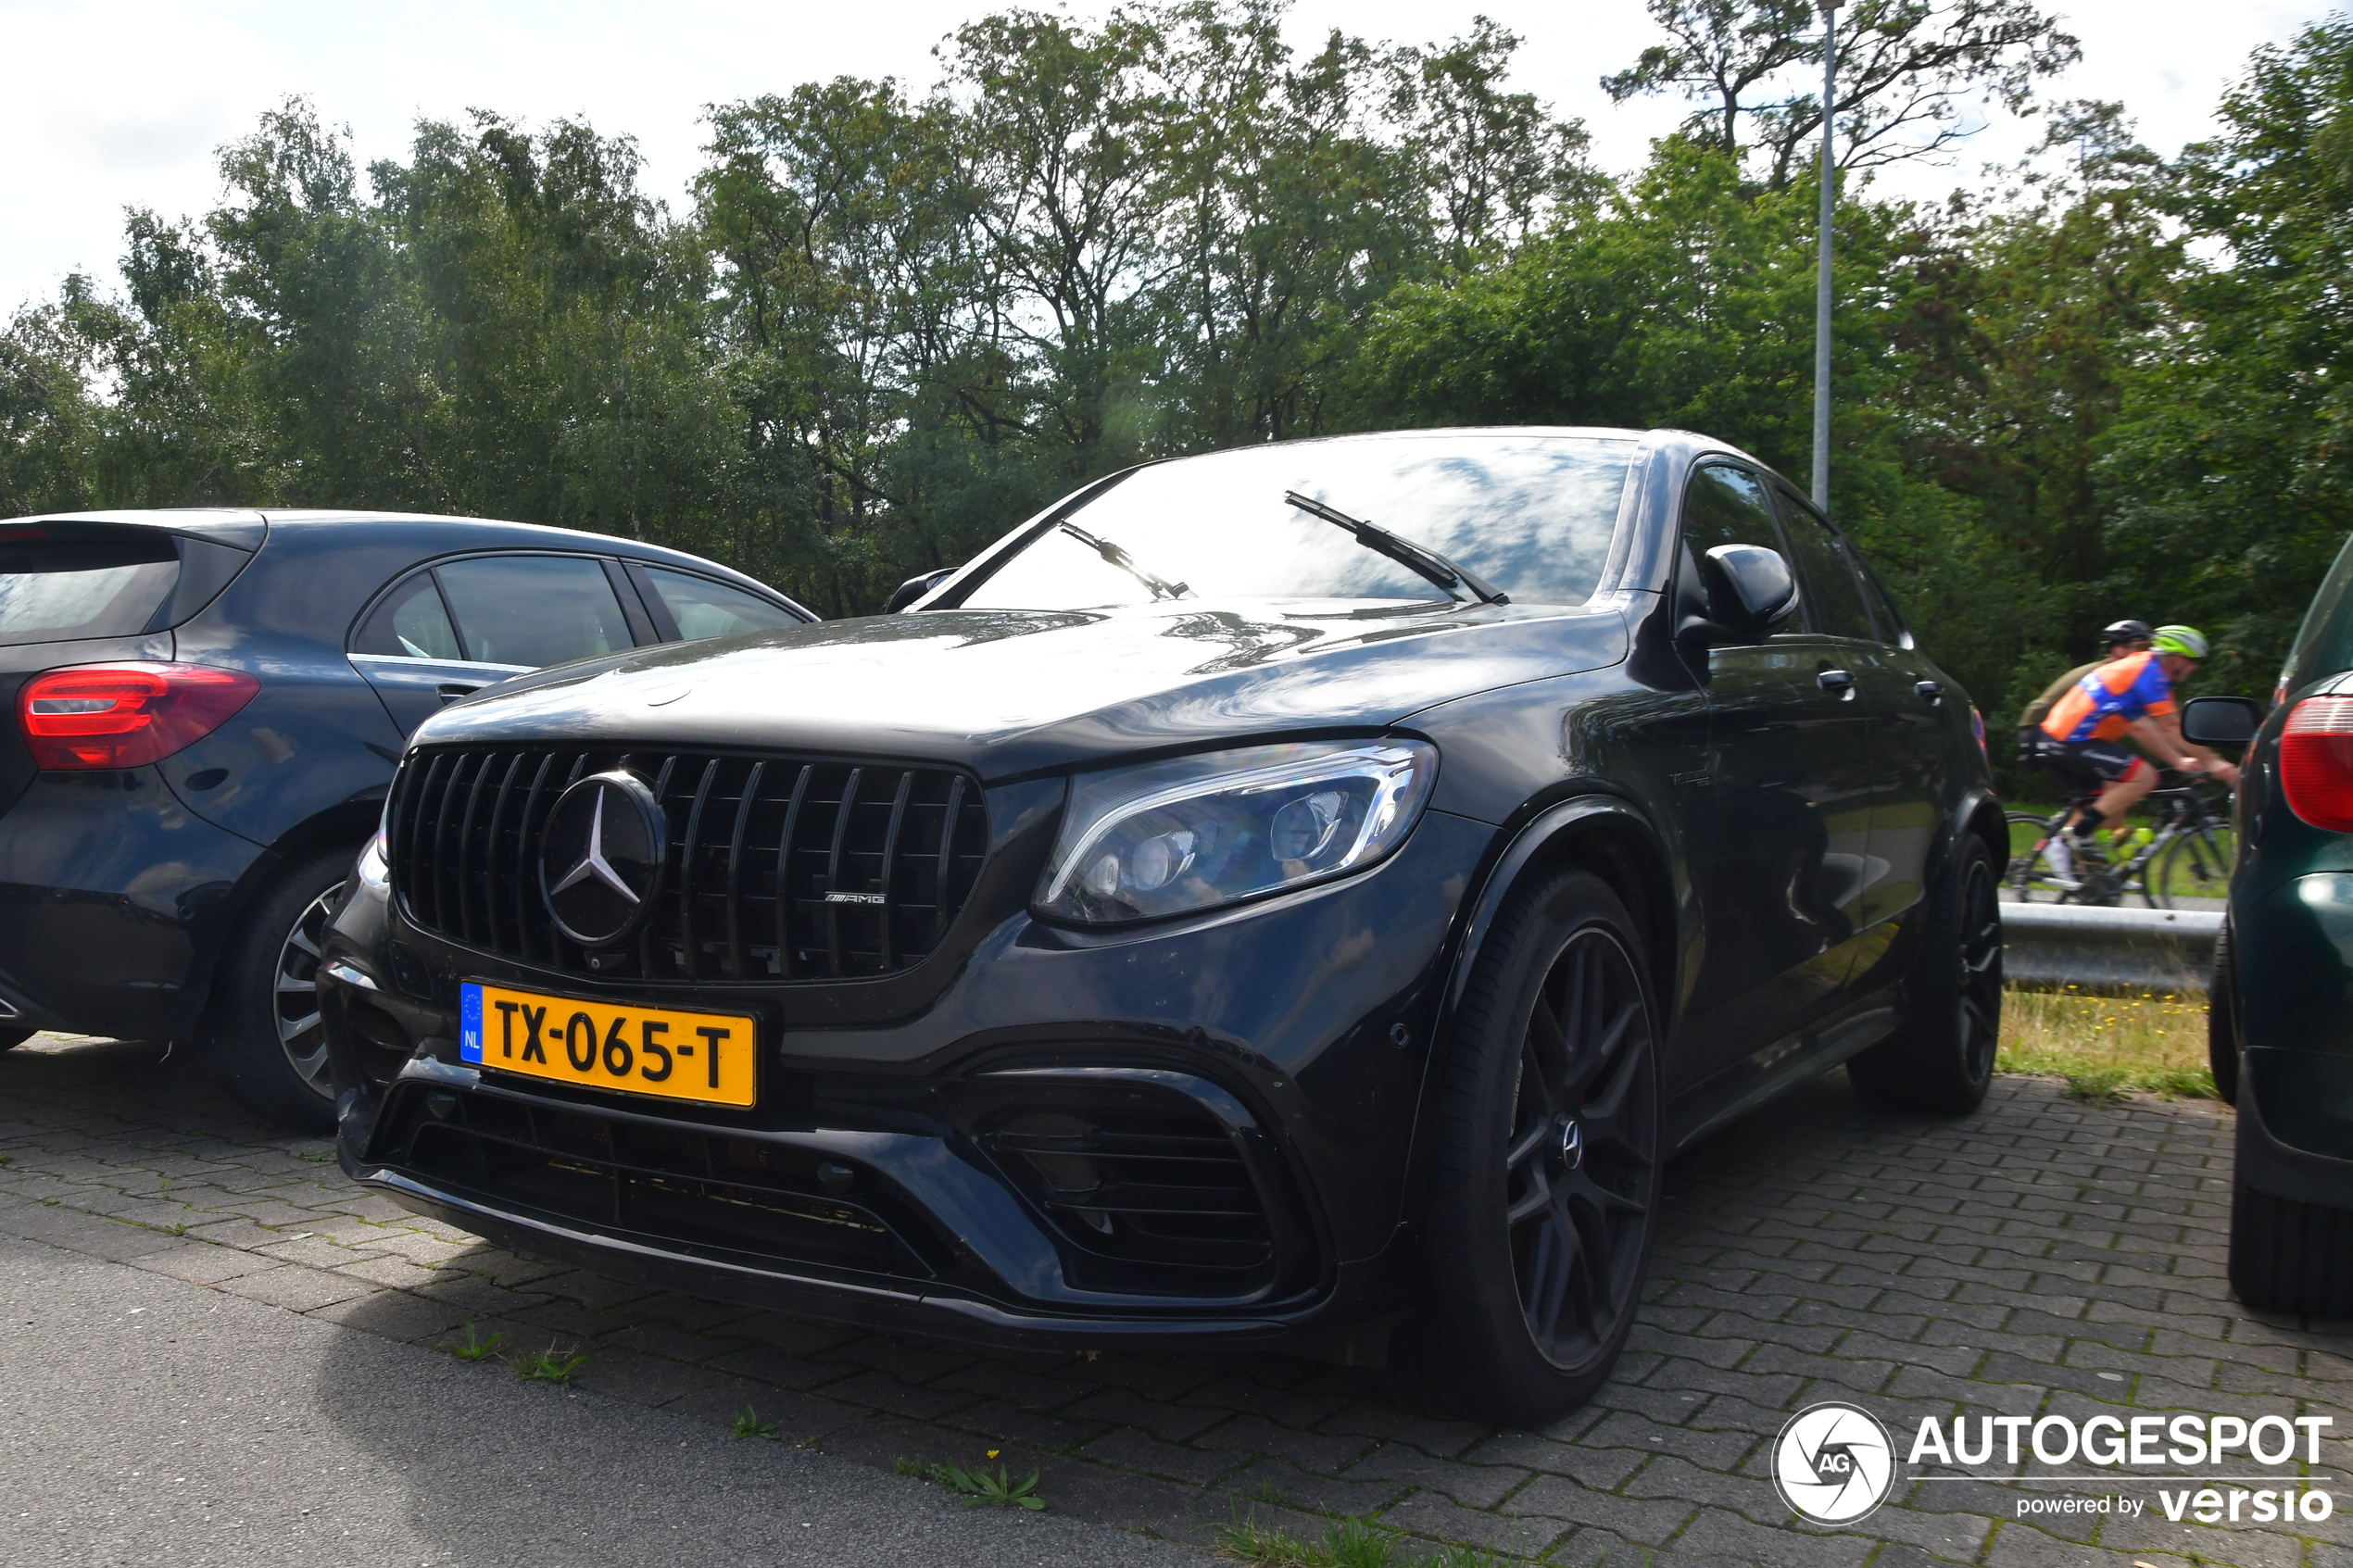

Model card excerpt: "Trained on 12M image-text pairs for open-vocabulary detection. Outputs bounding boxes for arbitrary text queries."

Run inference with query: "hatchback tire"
[1849,834,2002,1116]
[2231,1176,2353,1316]
[2208,922,2239,1106]
[1403,868,1663,1426]
[208,844,355,1132]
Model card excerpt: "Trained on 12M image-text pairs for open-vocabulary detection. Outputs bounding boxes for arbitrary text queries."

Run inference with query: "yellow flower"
[987,1449,1000,1459]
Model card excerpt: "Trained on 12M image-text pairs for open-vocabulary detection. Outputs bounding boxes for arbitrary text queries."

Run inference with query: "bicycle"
[2004,774,2235,909]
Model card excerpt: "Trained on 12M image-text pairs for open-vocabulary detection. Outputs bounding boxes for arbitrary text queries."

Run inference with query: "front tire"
[1849,834,2003,1116]
[1403,869,1663,1426]
[208,844,355,1133]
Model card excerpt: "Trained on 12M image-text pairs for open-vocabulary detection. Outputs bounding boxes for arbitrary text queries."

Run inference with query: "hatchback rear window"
[0,528,181,647]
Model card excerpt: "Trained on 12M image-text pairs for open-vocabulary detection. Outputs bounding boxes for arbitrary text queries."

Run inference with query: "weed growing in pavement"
[0,1153,12,1165]
[1216,1512,1519,1568]
[1997,986,2218,1100]
[510,1344,587,1384]
[163,1223,185,1236]
[296,1149,334,1162]
[894,1451,1046,1510]
[731,1406,782,1440]
[446,1320,507,1362]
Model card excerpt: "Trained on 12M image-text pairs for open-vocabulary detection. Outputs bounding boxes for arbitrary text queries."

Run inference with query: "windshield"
[954,433,1636,611]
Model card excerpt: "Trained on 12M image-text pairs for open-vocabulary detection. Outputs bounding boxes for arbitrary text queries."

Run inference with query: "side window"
[352,572,462,661]
[1772,496,1877,642]
[434,555,635,669]
[643,567,799,640]
[1680,464,1798,631]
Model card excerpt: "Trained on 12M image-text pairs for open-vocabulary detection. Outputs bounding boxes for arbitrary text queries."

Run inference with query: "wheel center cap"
[1556,1117,1583,1170]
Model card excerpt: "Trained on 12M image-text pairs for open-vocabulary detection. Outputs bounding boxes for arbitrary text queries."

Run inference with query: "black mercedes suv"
[0,509,812,1128]
[321,429,2005,1423]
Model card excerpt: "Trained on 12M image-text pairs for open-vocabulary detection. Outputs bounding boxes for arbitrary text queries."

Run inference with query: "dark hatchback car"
[0,509,812,1127]
[321,429,2005,1423]
[2193,530,2353,1317]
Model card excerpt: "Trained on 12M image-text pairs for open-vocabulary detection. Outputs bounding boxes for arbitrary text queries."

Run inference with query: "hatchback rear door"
[0,514,261,814]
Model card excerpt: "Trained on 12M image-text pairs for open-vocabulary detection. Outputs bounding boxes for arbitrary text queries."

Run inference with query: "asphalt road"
[0,1231,1193,1568]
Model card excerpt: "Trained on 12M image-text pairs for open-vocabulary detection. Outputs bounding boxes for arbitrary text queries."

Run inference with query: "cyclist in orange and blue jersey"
[2038,624,2240,881]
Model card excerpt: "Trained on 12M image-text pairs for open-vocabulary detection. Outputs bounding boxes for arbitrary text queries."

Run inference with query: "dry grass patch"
[1996,986,2218,1101]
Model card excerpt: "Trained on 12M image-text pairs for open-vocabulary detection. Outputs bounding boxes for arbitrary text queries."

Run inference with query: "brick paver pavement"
[2,1032,2345,1565]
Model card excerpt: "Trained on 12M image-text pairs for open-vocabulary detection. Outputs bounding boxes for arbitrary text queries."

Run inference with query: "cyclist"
[2038,624,2241,884]
[2016,619,2152,761]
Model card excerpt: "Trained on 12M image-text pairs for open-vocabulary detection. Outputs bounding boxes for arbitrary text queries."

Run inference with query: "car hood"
[412,597,1632,779]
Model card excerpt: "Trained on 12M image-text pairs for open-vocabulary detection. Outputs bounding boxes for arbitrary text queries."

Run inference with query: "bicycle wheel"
[2147,824,2235,909]
[2004,811,2079,903]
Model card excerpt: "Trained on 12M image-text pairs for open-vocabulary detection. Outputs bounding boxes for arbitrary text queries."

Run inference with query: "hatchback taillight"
[2280,695,2353,832]
[18,663,260,770]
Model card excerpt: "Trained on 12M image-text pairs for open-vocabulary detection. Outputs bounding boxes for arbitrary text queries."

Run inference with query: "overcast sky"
[0,0,2332,315]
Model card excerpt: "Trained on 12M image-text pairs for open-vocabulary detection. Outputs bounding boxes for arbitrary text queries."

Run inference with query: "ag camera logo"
[1774,1401,1897,1524]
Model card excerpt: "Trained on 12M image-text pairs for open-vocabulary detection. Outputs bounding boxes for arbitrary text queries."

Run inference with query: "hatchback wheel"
[1405,869,1662,1425]
[1849,834,2002,1116]
[2231,1175,2353,1316]
[209,844,355,1132]
[2208,922,2239,1106]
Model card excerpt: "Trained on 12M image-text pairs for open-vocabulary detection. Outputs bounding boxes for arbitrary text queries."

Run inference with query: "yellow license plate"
[459,982,757,1108]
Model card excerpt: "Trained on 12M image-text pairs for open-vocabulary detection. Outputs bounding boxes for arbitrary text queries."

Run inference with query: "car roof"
[0,507,792,603]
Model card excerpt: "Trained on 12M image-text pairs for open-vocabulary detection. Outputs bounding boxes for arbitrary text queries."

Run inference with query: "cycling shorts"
[2041,738,2151,789]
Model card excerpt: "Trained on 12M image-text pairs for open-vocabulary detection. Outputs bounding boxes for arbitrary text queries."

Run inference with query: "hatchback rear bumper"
[0,767,265,1039]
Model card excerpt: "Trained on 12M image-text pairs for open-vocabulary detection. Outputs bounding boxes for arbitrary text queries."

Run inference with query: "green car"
[2192,537,2353,1317]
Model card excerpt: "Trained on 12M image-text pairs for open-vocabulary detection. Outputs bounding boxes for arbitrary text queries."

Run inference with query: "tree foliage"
[1,0,2347,774]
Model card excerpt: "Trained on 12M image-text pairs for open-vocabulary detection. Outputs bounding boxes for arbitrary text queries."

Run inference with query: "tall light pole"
[1811,1,1838,512]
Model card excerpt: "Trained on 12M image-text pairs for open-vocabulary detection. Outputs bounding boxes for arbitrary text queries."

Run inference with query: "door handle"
[1915,680,1944,702]
[437,684,483,704]
[1817,669,1854,692]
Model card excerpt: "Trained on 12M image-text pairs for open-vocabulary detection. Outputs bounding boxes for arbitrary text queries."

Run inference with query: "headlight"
[356,826,390,895]
[1037,739,1438,925]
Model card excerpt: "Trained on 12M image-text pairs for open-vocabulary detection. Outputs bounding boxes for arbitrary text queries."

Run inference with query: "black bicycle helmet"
[2101,619,2154,646]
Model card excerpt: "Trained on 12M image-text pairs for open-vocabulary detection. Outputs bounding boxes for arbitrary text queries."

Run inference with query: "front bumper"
[321,807,1493,1346]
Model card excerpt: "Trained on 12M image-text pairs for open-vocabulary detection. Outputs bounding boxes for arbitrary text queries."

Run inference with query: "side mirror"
[884,567,957,614]
[2183,695,2262,747]
[1682,545,1799,649]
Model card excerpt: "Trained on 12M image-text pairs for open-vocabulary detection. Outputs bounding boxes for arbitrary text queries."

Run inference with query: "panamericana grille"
[387,746,988,983]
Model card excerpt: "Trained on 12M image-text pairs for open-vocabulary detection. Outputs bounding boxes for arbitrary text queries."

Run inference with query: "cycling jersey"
[2041,649,2175,744]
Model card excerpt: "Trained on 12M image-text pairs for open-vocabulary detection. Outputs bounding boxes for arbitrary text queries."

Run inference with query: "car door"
[1674,462,1880,1080]
[1773,488,1946,989]
[349,554,637,735]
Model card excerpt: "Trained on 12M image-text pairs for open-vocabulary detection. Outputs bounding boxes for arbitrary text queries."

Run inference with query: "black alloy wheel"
[1849,834,2002,1115]
[1406,868,1662,1425]
[209,843,358,1133]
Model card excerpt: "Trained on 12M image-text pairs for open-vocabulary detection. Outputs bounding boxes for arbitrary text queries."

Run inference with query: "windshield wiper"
[1058,521,1190,601]
[1281,491,1509,606]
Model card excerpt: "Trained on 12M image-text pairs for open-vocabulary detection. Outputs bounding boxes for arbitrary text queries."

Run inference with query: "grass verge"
[1997,985,2218,1101]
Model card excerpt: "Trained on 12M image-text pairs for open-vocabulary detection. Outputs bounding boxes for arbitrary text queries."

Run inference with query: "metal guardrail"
[2000,902,2222,994]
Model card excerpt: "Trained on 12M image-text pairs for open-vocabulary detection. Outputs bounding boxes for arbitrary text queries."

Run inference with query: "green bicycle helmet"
[2151,624,2210,660]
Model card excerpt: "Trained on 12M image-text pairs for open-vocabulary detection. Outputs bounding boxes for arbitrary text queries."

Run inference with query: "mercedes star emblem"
[539,771,666,947]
